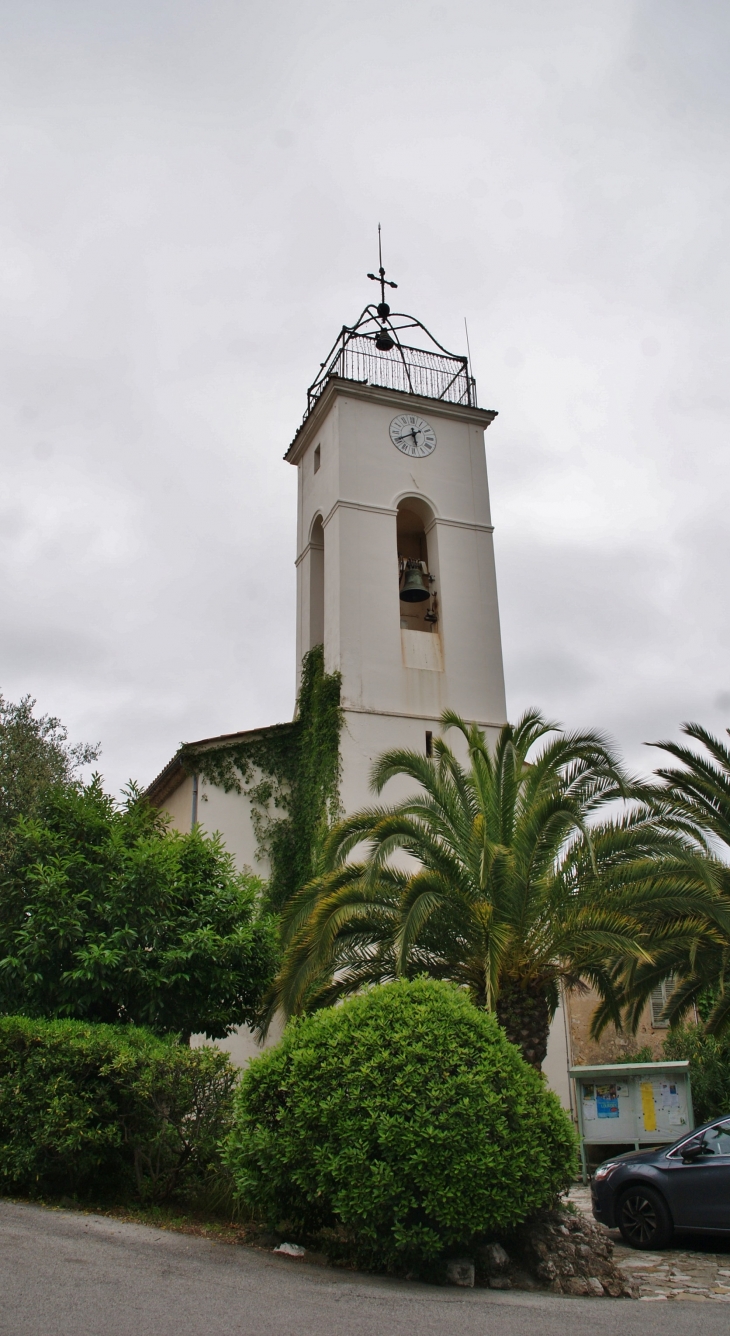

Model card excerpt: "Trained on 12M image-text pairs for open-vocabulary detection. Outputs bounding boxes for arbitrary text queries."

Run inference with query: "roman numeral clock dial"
[389,414,437,458]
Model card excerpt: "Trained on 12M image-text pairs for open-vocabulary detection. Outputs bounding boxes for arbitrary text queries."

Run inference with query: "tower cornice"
[284,377,497,466]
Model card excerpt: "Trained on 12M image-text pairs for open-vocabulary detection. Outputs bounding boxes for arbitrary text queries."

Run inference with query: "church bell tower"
[285,251,507,814]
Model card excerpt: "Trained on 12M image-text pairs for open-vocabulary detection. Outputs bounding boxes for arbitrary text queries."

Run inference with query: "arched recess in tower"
[396,498,439,634]
[309,515,324,649]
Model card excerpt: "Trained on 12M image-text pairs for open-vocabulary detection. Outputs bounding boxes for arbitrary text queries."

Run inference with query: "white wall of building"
[289,380,507,813]
[543,990,574,1114]
[161,771,267,878]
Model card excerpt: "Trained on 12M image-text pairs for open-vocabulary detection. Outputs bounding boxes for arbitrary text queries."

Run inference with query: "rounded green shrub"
[225,978,577,1271]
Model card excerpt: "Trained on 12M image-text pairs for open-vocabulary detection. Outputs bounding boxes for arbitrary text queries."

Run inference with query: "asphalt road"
[2,1200,728,1336]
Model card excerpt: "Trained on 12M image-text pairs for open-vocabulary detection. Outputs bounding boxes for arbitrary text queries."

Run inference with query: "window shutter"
[650,980,671,1027]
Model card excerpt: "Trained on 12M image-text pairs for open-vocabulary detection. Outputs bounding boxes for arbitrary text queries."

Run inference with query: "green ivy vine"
[180,646,342,912]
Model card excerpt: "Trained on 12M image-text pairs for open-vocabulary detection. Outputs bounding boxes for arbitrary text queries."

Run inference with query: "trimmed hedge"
[0,1015,236,1203]
[225,979,577,1272]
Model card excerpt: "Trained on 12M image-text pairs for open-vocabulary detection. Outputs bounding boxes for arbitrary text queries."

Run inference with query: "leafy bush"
[225,978,577,1272]
[0,778,278,1038]
[663,1024,730,1125]
[0,1015,237,1203]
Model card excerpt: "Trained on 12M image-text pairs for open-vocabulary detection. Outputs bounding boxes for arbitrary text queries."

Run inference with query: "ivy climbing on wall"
[180,646,342,913]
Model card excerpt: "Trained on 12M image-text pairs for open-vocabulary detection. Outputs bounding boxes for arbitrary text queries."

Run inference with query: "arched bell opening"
[396,500,439,634]
[309,515,325,649]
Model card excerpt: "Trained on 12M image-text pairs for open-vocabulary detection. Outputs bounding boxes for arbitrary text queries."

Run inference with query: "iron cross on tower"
[367,224,398,318]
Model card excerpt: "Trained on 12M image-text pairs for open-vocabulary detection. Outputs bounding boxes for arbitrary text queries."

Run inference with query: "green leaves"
[0,778,278,1038]
[0,694,99,853]
[614,723,730,1036]
[0,1015,236,1203]
[272,709,697,1066]
[226,979,577,1272]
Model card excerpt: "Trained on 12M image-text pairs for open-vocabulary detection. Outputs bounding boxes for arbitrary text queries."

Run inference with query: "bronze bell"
[400,563,430,602]
[375,328,395,351]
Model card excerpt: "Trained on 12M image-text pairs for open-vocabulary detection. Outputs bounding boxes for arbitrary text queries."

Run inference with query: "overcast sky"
[1,0,729,794]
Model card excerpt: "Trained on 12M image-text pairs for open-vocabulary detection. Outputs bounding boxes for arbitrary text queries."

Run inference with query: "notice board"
[569,1060,694,1172]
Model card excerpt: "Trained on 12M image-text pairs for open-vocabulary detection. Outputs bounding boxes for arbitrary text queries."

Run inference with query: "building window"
[425,731,433,757]
[650,978,675,1028]
[309,516,324,649]
[397,500,438,633]
[314,443,321,473]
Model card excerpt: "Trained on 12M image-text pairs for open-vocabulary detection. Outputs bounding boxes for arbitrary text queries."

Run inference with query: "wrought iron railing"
[305,307,477,419]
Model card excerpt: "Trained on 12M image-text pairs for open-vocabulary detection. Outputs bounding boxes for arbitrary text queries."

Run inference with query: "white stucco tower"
[285,290,507,813]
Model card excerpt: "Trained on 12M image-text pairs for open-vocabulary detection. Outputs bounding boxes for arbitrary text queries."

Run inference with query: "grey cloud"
[0,0,728,793]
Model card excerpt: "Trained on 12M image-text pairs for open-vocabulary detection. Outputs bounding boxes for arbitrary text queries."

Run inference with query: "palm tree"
[617,723,730,1036]
[268,711,716,1067]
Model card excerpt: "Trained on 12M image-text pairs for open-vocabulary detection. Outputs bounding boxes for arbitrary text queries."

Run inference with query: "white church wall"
[543,994,574,1114]
[160,773,195,834]
[339,707,503,815]
[433,518,506,724]
[195,777,266,878]
[291,383,507,739]
[160,774,265,877]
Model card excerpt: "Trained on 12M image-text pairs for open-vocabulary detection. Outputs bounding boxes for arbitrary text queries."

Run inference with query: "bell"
[375,328,395,351]
[400,564,430,602]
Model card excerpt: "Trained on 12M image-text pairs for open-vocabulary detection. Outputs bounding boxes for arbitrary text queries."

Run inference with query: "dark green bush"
[0,778,278,1039]
[0,1015,237,1203]
[225,978,577,1272]
[663,1024,730,1125]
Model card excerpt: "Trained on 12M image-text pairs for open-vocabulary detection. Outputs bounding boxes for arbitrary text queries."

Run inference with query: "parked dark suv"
[591,1119,730,1248]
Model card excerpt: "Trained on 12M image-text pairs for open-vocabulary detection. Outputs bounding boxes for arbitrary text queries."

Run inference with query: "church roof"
[145,720,295,807]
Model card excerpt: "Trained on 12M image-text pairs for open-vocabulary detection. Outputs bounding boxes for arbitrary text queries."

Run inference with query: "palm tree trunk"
[496,982,551,1069]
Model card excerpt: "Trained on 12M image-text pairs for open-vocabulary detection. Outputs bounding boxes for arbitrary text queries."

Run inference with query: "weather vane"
[367,223,398,318]
[367,224,397,349]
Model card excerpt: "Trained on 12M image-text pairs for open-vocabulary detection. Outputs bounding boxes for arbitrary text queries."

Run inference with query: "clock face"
[389,414,437,458]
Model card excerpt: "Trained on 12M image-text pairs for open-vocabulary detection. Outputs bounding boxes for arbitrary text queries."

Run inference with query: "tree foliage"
[269,711,716,1066]
[663,1023,730,1125]
[0,693,98,846]
[0,778,278,1038]
[226,978,576,1273]
[615,723,730,1037]
[0,1014,236,1203]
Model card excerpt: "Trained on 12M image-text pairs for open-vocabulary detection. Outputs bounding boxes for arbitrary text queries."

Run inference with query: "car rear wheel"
[617,1185,673,1249]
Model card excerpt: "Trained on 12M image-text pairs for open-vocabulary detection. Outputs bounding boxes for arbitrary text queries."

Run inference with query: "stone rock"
[513,1207,631,1299]
[478,1242,510,1274]
[446,1258,475,1288]
[488,1276,512,1290]
[603,1278,625,1298]
[565,1277,591,1296]
[513,1272,540,1291]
